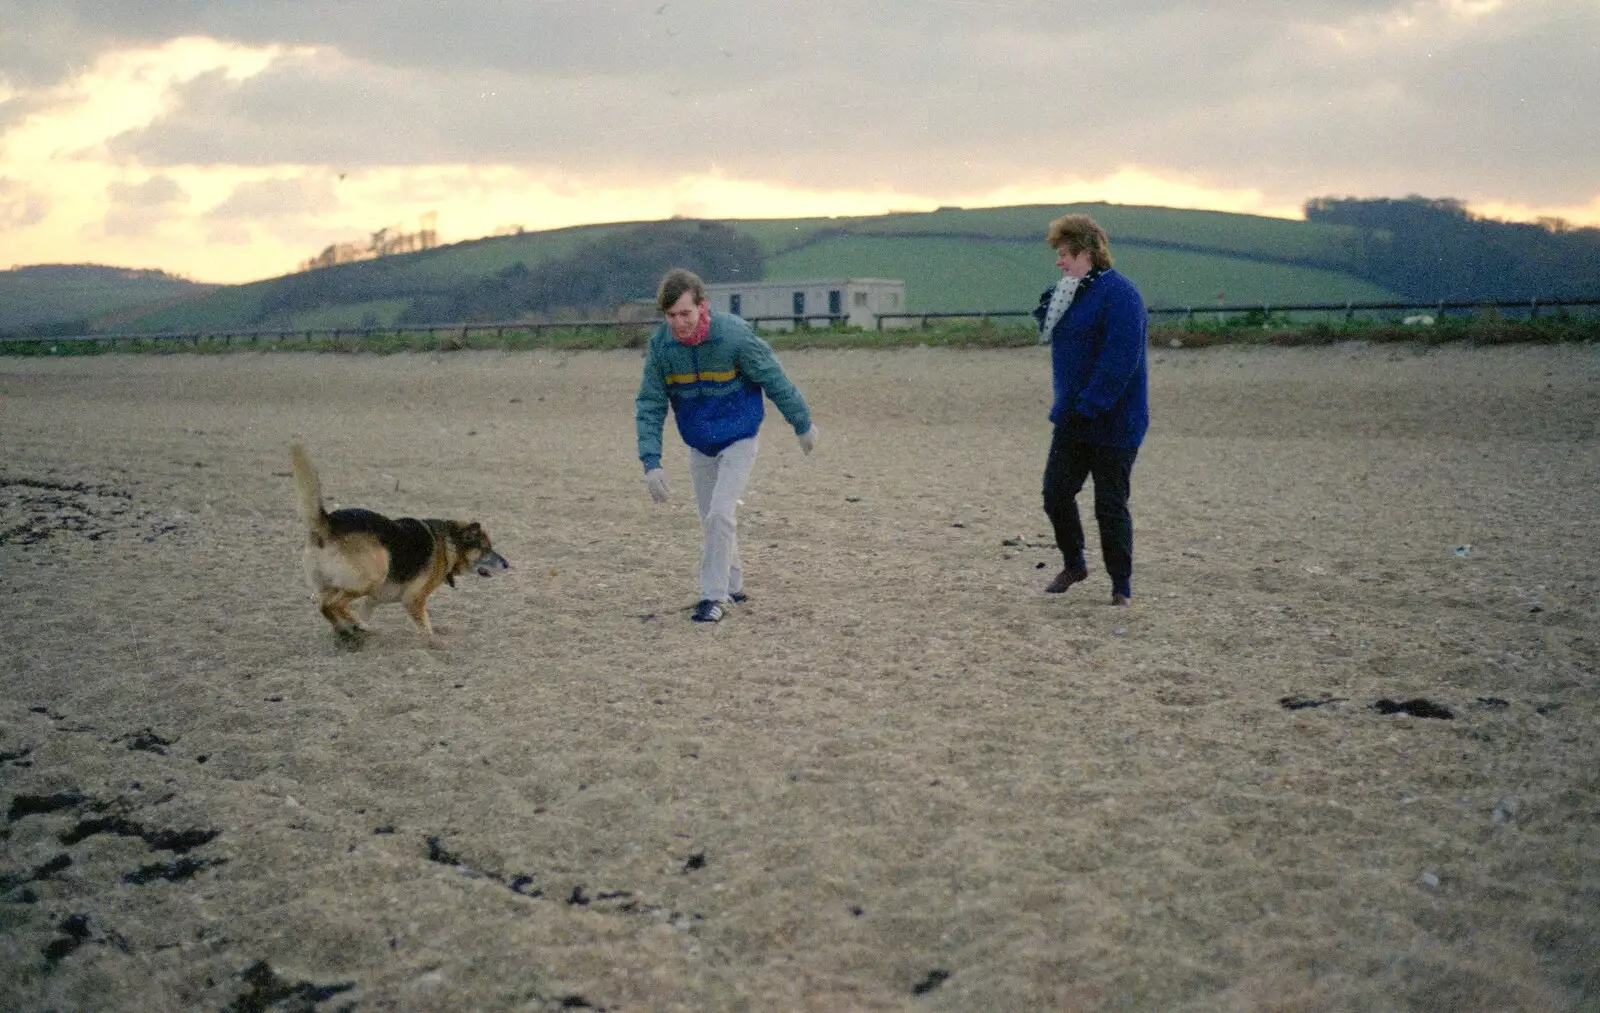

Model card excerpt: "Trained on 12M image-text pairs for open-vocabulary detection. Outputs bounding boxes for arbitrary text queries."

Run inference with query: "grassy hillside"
[342,223,641,290]
[1113,246,1399,307]
[113,224,647,333]
[830,203,1366,265]
[765,234,1399,313]
[278,299,412,330]
[0,265,214,331]
[99,204,1397,333]
[120,284,274,333]
[722,217,847,256]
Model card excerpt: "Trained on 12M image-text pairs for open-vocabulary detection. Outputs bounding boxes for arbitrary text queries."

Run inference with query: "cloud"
[0,89,56,134]
[0,179,50,231]
[106,54,552,169]
[203,176,341,220]
[3,0,1598,281]
[70,1,1596,209]
[108,175,187,207]
[203,221,254,246]
[101,173,189,237]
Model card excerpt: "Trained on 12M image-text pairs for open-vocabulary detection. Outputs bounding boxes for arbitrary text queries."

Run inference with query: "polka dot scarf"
[1038,275,1081,344]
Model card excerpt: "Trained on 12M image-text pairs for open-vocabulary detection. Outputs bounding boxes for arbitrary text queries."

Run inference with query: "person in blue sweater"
[636,268,818,623]
[1032,214,1149,606]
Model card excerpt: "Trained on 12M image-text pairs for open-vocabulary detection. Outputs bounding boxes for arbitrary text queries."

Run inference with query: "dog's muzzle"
[475,550,510,577]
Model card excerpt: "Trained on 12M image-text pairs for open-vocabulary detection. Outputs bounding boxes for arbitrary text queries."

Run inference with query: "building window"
[828,290,842,315]
[729,294,742,317]
[792,292,805,316]
[853,291,869,307]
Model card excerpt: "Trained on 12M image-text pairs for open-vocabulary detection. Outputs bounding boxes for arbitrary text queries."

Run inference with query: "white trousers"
[688,436,758,602]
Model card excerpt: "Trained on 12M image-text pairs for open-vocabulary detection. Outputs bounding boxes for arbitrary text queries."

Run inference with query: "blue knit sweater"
[1033,268,1149,449]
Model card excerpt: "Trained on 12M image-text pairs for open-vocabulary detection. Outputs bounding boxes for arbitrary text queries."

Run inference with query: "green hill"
[762,233,1395,313]
[74,203,1410,334]
[823,203,1363,264]
[0,264,215,333]
[109,224,645,334]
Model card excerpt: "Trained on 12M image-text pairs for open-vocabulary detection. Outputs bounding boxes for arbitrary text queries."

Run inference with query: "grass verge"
[3,310,1597,356]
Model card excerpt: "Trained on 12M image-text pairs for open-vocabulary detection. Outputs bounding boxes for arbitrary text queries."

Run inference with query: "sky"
[2,0,1597,284]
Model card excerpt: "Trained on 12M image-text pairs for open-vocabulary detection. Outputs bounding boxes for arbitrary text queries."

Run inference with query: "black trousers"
[1042,427,1139,596]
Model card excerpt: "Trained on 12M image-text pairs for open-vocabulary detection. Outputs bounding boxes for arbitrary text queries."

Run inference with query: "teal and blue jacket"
[636,312,812,471]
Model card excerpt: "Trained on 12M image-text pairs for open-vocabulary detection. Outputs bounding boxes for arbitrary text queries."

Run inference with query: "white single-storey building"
[704,278,907,330]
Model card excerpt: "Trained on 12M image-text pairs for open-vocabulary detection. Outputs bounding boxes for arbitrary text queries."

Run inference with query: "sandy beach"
[2,342,1596,1011]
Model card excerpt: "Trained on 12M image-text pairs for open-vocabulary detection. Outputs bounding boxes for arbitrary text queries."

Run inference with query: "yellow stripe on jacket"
[665,368,739,385]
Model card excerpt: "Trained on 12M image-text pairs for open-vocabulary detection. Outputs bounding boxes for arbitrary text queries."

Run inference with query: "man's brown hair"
[1047,214,1114,270]
[656,268,708,312]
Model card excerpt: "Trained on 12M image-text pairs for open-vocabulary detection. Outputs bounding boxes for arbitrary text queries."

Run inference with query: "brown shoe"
[1045,565,1089,593]
[1110,593,1131,607]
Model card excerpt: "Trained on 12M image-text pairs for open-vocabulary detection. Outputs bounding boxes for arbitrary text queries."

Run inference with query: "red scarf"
[676,302,712,346]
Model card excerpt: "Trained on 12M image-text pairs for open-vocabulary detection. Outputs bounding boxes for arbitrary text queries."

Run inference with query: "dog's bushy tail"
[289,444,331,542]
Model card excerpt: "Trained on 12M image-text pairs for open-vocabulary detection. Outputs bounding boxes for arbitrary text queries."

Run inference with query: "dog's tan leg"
[318,596,346,631]
[402,591,436,638]
[319,591,365,638]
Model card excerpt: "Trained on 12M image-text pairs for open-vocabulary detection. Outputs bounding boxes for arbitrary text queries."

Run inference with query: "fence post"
[1530,297,1538,320]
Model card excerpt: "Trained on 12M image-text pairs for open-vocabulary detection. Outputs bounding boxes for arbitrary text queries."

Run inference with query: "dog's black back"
[327,508,435,583]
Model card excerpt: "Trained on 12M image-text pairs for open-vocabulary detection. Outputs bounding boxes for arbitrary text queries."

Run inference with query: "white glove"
[644,468,670,503]
[797,424,818,455]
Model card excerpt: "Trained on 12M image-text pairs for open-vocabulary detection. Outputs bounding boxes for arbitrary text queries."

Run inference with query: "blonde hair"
[1047,214,1114,270]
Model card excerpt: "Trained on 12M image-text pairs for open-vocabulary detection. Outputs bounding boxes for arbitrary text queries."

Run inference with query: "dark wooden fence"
[5,318,635,348]
[2,314,853,346]
[3,300,1596,346]
[874,297,1600,330]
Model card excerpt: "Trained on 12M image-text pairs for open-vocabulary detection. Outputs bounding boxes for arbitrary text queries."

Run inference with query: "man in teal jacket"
[636,268,818,622]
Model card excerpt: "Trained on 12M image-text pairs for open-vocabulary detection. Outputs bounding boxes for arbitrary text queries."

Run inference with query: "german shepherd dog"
[291,445,509,640]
